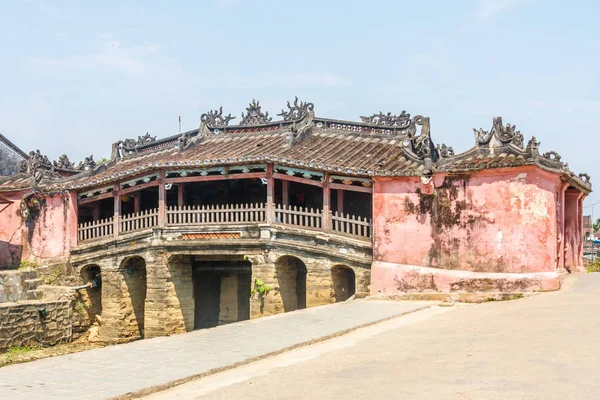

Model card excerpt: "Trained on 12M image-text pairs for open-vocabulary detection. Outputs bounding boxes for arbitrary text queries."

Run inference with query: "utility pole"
[178,116,182,134]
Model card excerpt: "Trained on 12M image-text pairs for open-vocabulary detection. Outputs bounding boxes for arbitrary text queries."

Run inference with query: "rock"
[88,326,99,342]
[95,314,102,326]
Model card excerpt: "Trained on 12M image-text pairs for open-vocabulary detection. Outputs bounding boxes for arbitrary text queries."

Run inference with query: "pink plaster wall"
[373,167,563,275]
[0,190,76,268]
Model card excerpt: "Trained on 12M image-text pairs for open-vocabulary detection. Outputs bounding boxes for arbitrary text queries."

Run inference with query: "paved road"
[151,274,600,400]
[0,300,433,400]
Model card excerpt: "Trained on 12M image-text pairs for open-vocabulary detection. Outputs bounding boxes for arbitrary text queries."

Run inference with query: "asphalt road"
[148,273,600,400]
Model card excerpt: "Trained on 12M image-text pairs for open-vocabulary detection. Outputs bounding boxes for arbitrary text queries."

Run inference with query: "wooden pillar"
[177,184,184,207]
[113,184,120,239]
[133,192,141,214]
[559,183,567,269]
[323,172,330,231]
[577,193,584,267]
[91,203,100,221]
[282,180,289,206]
[158,171,166,228]
[337,189,344,215]
[266,164,274,223]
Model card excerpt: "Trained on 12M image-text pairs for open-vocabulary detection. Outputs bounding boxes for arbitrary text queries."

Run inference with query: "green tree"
[593,218,600,235]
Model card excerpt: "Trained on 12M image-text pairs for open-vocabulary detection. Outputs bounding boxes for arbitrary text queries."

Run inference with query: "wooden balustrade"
[166,203,266,225]
[78,203,371,244]
[331,211,372,238]
[120,208,159,234]
[77,217,114,242]
[274,204,323,229]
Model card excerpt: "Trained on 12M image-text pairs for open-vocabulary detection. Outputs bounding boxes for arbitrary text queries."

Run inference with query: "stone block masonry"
[0,300,72,352]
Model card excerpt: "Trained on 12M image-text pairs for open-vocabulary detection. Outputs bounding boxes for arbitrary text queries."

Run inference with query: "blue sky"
[1,0,599,205]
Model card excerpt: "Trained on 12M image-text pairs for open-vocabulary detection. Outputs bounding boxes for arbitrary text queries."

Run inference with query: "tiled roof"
[66,131,428,190]
[0,133,27,159]
[0,100,592,194]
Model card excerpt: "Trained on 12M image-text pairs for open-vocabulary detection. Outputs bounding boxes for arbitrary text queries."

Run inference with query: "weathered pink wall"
[0,190,76,268]
[373,167,563,275]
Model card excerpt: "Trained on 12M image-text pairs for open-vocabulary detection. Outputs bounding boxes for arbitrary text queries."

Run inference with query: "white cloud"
[476,0,533,21]
[31,41,193,100]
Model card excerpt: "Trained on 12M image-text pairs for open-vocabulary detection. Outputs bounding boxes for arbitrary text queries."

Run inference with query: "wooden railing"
[331,211,372,239]
[167,203,266,225]
[78,204,371,244]
[274,204,323,229]
[120,209,159,234]
[78,217,114,242]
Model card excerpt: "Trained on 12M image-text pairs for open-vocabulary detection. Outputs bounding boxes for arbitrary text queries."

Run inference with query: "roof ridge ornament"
[360,111,412,129]
[277,96,314,121]
[53,154,76,170]
[436,143,455,158]
[201,107,236,126]
[475,116,524,149]
[76,155,96,171]
[240,99,272,126]
[19,150,60,185]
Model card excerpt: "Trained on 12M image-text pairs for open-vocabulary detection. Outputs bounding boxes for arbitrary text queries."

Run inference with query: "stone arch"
[275,255,307,312]
[331,265,356,302]
[120,256,147,338]
[78,264,102,329]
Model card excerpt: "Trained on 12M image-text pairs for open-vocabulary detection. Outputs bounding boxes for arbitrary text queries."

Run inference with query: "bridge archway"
[275,256,307,312]
[120,256,147,338]
[332,265,356,302]
[79,264,102,323]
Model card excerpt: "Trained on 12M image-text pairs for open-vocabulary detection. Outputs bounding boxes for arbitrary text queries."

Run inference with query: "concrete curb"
[113,302,436,400]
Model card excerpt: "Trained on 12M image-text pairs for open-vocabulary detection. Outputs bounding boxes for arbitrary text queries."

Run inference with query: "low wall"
[371,262,566,301]
[0,300,72,352]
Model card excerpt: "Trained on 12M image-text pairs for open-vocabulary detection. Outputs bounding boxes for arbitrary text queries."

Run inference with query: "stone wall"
[0,270,42,303]
[249,251,370,320]
[0,300,72,352]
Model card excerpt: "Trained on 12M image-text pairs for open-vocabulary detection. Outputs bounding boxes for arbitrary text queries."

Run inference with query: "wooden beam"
[78,191,114,205]
[133,192,141,214]
[337,189,344,214]
[178,184,185,207]
[91,204,100,221]
[323,172,331,231]
[158,171,166,228]
[273,173,324,188]
[266,164,274,223]
[329,182,373,194]
[164,172,266,184]
[113,184,120,239]
[282,180,289,206]
[120,180,159,196]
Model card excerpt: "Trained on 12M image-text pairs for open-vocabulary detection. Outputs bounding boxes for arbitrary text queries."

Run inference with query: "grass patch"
[586,262,600,273]
[18,261,39,270]
[484,293,525,302]
[0,339,107,368]
[2,345,42,363]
